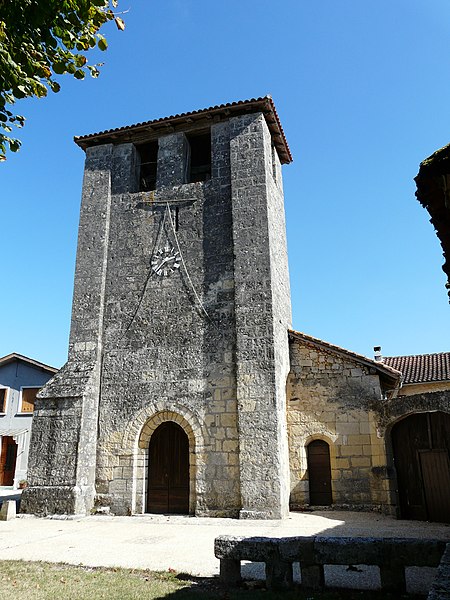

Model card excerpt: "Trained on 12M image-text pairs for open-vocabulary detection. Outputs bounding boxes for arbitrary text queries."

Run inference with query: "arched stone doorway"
[392,411,450,523]
[120,405,203,515]
[147,421,189,514]
[307,439,332,505]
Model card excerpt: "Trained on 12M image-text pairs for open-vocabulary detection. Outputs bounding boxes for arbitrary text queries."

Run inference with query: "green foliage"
[0,1,125,160]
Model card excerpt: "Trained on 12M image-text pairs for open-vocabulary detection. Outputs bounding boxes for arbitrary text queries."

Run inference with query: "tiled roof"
[288,330,401,382]
[384,353,450,384]
[74,95,293,164]
[0,353,58,374]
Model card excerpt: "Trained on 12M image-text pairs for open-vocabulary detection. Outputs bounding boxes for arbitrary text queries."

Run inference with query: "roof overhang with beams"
[74,95,292,164]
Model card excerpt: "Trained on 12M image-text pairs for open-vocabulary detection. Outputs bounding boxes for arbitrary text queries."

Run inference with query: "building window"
[137,141,158,192]
[0,388,8,413]
[187,131,211,183]
[19,387,40,414]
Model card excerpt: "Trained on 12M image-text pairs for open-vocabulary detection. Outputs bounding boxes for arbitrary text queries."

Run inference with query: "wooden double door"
[392,412,450,523]
[147,422,189,514]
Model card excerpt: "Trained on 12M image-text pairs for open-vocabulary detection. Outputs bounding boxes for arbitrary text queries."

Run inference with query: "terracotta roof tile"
[74,95,292,164]
[384,353,450,384]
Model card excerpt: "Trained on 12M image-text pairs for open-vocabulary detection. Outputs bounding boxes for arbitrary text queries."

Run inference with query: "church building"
[21,97,450,523]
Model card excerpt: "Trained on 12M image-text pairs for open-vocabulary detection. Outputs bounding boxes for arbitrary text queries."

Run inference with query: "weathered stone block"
[315,537,385,565]
[266,559,293,590]
[347,434,371,445]
[279,537,315,562]
[380,565,406,593]
[343,445,363,455]
[301,564,325,590]
[220,559,241,585]
[21,486,82,515]
[0,500,16,521]
[351,457,371,467]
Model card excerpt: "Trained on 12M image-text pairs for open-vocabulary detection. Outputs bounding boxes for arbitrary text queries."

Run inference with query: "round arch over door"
[147,421,189,514]
[307,439,332,506]
[392,411,450,523]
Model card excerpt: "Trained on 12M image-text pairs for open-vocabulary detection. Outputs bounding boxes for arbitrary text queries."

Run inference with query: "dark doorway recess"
[0,436,17,486]
[147,421,189,514]
[137,141,158,192]
[392,411,450,523]
[187,131,211,183]
[307,439,332,505]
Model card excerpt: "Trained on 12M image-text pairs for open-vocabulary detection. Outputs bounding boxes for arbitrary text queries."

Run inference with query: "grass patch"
[0,562,189,600]
[0,561,426,599]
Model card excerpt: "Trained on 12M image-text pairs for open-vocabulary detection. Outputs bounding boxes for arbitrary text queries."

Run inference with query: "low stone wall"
[214,535,446,593]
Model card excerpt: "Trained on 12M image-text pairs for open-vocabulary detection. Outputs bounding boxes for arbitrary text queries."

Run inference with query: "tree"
[0,1,125,160]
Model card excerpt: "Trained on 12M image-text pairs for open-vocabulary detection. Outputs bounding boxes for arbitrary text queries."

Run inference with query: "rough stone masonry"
[21,97,294,518]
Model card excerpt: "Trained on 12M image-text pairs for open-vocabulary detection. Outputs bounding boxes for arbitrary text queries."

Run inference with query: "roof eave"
[288,330,402,384]
[73,96,293,164]
[402,379,450,386]
[0,353,58,374]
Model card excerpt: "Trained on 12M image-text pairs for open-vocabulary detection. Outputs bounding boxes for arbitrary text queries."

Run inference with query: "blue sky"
[2,0,450,368]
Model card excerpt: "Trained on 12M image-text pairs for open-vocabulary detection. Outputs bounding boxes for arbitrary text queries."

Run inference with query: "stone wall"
[397,381,450,396]
[287,336,394,512]
[230,113,292,519]
[24,109,292,518]
[96,113,292,518]
[20,395,83,514]
[377,389,450,433]
[22,143,114,515]
[80,123,241,516]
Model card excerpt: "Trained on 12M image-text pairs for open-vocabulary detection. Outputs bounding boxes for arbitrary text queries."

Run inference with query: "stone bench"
[214,535,447,593]
[428,543,450,600]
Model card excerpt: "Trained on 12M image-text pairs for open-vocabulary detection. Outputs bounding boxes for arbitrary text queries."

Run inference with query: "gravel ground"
[0,489,448,595]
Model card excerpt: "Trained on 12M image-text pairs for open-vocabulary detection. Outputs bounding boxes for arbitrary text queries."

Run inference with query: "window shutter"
[21,388,39,413]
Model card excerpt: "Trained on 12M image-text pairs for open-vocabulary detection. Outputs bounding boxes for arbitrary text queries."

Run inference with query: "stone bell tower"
[22,96,293,518]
